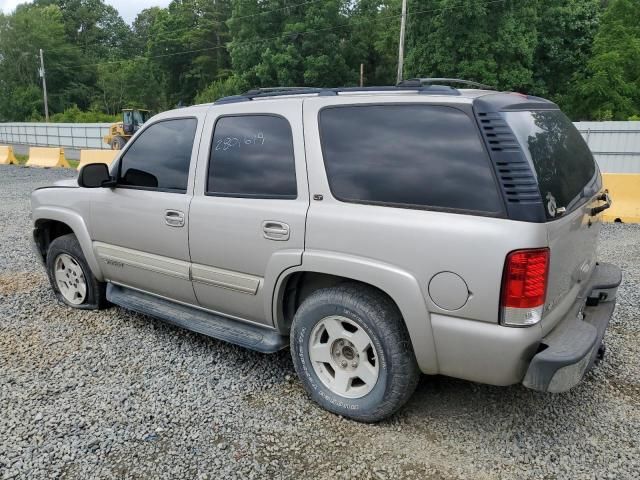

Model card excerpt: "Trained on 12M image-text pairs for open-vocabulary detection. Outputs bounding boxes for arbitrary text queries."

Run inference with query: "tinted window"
[503,111,598,218]
[319,105,503,212]
[119,118,197,192]
[207,115,297,198]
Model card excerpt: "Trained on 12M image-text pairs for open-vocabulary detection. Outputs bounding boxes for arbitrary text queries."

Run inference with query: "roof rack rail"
[397,78,496,90]
[243,87,321,95]
[214,83,463,104]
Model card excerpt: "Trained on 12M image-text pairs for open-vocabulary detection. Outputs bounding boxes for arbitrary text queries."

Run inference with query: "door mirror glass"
[78,163,113,188]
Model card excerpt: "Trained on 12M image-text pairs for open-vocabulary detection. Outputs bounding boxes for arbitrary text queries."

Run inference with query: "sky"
[0,0,172,23]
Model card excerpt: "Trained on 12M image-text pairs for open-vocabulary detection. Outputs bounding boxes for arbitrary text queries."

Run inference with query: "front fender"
[32,205,104,281]
[272,249,439,374]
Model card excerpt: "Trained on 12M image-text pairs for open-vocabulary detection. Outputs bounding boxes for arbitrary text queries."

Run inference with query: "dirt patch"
[0,271,46,295]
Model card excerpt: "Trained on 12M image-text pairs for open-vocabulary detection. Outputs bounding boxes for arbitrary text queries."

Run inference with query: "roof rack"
[397,78,496,90]
[243,87,321,95]
[215,83,463,104]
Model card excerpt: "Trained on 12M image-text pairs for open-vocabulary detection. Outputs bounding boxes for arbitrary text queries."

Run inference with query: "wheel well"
[33,219,73,261]
[279,272,402,333]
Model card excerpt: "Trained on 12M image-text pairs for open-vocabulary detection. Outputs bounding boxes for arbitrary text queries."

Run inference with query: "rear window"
[502,110,599,219]
[319,105,503,213]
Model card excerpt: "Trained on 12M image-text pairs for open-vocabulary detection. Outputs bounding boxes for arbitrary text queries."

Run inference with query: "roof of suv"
[212,84,493,106]
[168,80,558,118]
[206,80,557,111]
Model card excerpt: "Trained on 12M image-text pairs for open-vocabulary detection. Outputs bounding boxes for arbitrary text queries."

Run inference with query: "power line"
[47,0,506,72]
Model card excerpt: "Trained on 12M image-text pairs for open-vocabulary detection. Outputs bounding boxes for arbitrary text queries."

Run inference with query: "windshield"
[502,110,599,219]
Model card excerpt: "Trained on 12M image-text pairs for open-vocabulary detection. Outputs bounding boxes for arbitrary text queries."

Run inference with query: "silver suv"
[31,79,621,422]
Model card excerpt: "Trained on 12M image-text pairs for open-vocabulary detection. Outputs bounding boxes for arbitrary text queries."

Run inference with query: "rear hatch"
[503,110,603,332]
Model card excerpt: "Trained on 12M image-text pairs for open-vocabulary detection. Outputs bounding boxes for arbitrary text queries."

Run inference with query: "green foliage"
[49,105,118,123]
[145,0,232,105]
[565,0,640,120]
[405,0,538,91]
[533,0,601,100]
[0,3,87,120]
[347,0,401,86]
[228,0,354,88]
[195,75,248,103]
[0,0,636,122]
[94,60,168,114]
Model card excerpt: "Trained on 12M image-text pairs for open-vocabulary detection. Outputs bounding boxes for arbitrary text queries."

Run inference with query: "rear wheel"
[290,284,419,422]
[46,234,107,310]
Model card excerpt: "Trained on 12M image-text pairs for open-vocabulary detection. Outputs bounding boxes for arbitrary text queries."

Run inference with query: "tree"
[405,0,538,91]
[565,0,640,120]
[532,0,602,101]
[195,75,247,103]
[145,0,232,106]
[34,0,133,58]
[345,0,400,86]
[228,0,354,88]
[0,4,87,120]
[94,60,168,114]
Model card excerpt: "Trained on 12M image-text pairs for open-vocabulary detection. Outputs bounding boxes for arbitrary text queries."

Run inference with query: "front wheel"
[111,136,126,150]
[46,234,107,310]
[290,284,419,422]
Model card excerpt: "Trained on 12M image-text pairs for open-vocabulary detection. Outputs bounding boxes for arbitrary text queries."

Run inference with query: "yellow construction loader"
[103,109,151,150]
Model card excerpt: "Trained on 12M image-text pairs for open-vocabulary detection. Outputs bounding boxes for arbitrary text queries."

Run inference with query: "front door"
[91,116,202,304]
[189,100,308,325]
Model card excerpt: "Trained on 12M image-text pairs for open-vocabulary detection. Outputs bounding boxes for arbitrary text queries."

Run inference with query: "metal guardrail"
[0,123,111,150]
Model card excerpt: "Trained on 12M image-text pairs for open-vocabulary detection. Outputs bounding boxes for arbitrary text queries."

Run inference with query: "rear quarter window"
[318,104,503,214]
[502,110,599,219]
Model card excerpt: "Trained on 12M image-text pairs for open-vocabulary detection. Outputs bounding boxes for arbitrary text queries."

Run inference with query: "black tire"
[45,233,107,310]
[111,136,126,150]
[290,283,419,422]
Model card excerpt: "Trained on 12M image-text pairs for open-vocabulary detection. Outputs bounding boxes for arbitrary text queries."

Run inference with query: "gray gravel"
[1,164,639,480]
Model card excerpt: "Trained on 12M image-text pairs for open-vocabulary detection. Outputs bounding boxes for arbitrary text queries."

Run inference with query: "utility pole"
[39,49,49,122]
[396,0,408,84]
[360,63,364,87]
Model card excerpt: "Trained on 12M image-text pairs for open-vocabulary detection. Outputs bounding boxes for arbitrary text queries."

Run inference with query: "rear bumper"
[522,262,622,393]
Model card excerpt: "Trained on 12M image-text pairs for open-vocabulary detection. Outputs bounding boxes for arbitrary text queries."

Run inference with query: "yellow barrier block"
[0,145,17,165]
[77,149,118,171]
[26,147,70,168]
[602,173,640,224]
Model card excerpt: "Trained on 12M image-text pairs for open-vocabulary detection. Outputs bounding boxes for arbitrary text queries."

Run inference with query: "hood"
[52,178,79,188]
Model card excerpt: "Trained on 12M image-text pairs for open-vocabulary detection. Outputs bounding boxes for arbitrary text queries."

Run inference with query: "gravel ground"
[1,164,638,480]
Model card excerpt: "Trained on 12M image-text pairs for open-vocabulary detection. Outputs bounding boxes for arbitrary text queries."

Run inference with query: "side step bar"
[106,283,288,353]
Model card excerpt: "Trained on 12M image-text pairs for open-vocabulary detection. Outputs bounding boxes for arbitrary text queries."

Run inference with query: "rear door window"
[502,110,599,218]
[318,105,503,213]
[207,115,297,198]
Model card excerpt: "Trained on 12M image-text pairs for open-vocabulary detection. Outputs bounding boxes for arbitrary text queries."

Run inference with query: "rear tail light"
[500,248,550,327]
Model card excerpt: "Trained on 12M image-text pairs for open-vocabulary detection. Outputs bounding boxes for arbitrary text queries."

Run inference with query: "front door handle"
[165,210,185,227]
[262,221,290,241]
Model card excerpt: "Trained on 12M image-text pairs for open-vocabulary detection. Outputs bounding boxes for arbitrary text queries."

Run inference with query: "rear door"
[188,100,308,326]
[504,110,603,329]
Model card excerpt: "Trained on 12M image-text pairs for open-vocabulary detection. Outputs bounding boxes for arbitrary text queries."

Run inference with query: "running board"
[106,283,288,353]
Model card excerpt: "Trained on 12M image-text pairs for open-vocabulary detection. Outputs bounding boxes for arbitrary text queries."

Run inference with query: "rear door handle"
[165,209,185,227]
[262,221,290,241]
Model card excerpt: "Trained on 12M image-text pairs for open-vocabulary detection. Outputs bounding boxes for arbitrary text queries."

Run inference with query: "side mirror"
[78,163,115,188]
